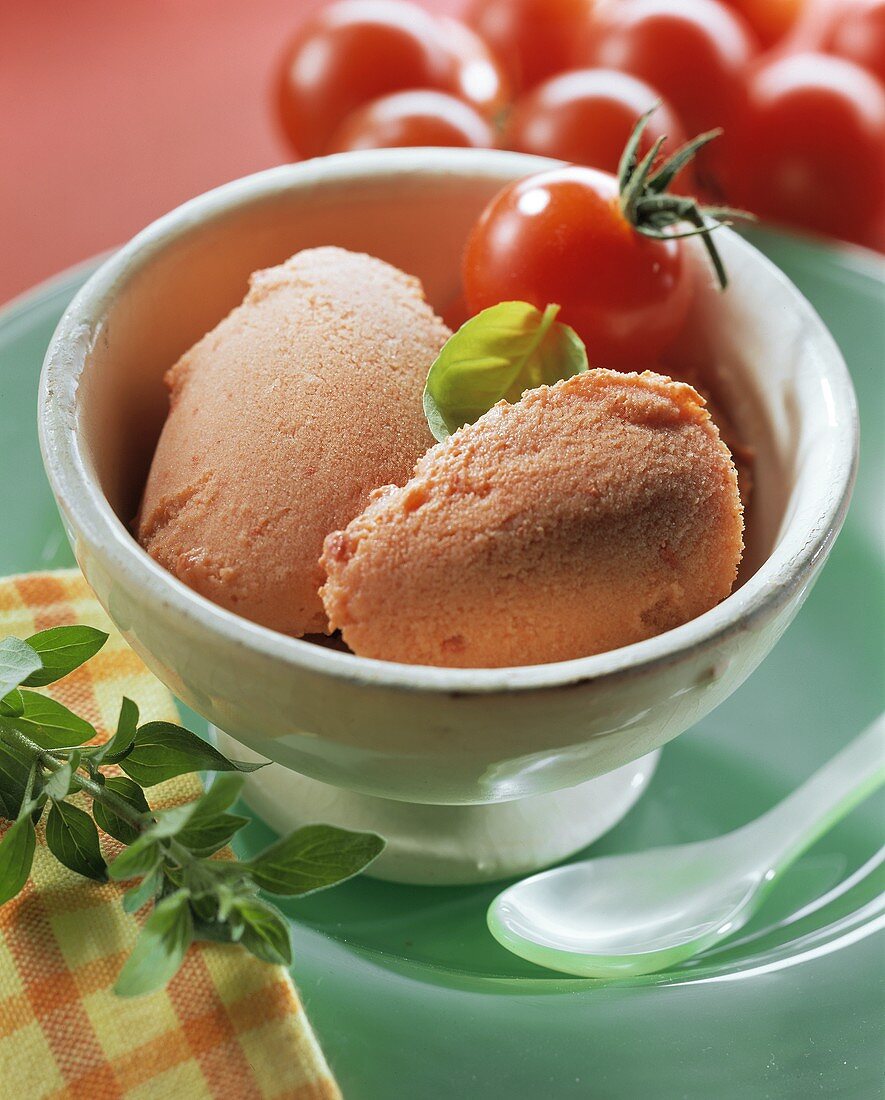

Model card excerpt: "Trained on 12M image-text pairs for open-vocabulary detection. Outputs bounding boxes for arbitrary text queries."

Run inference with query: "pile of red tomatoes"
[275,0,885,250]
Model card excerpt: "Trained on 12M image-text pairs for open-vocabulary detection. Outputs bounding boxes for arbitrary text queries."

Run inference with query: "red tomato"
[719,0,804,46]
[820,0,885,85]
[436,17,511,119]
[466,0,597,94]
[591,0,758,139]
[462,166,694,369]
[724,53,885,243]
[276,1,506,158]
[327,91,495,152]
[503,69,691,186]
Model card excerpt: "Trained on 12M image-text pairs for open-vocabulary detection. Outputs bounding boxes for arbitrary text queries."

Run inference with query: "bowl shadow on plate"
[237,734,884,992]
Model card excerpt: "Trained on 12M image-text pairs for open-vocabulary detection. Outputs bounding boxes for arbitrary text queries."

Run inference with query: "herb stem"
[0,725,148,829]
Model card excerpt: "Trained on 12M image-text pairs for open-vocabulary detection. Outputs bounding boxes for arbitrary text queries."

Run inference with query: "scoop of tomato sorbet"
[321,369,744,667]
[138,247,448,635]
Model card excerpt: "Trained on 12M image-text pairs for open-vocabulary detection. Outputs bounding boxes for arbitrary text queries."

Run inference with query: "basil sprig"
[0,626,384,996]
[423,300,588,442]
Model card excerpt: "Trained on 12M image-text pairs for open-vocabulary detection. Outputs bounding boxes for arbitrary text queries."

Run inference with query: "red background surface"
[1,0,459,305]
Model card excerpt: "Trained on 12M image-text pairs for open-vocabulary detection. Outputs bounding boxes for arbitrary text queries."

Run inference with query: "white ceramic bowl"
[39,149,857,881]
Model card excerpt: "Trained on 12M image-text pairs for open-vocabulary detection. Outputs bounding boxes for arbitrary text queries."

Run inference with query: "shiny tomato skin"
[276,2,506,158]
[719,0,804,46]
[436,16,511,119]
[277,1,449,158]
[466,0,597,94]
[591,0,758,138]
[724,52,885,243]
[327,91,495,152]
[503,68,691,185]
[462,167,694,369]
[821,0,885,85]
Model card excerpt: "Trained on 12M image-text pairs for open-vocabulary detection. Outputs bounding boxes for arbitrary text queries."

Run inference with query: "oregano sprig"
[0,626,384,996]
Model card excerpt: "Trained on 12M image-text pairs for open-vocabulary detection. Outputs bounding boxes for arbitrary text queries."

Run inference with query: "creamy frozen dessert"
[320,370,744,667]
[138,247,448,635]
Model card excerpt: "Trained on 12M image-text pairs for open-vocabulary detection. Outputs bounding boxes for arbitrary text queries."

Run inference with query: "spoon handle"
[746,715,885,873]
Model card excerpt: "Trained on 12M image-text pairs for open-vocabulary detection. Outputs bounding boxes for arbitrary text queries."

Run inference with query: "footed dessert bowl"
[39,149,857,884]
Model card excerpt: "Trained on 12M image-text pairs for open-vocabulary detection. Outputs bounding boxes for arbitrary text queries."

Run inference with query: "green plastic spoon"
[488,716,885,978]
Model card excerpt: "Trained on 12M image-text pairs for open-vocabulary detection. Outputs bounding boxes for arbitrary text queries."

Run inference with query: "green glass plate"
[2,229,883,1098]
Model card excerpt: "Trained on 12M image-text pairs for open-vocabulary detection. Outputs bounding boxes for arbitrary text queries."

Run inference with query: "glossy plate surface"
[2,228,883,1098]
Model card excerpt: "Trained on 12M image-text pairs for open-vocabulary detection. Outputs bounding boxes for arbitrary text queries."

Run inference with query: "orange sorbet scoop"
[138,247,448,636]
[320,369,744,668]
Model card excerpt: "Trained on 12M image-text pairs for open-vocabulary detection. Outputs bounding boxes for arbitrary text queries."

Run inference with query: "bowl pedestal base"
[212,728,660,885]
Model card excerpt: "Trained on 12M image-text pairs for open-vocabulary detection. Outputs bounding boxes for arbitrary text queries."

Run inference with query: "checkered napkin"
[0,571,341,1100]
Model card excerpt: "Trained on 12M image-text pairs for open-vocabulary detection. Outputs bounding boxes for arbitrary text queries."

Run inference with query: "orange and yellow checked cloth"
[0,571,341,1100]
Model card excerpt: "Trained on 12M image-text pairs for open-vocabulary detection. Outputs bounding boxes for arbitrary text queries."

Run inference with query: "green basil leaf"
[0,690,24,718]
[177,812,250,858]
[422,301,588,441]
[43,751,81,802]
[92,776,149,845]
[246,824,384,897]
[14,690,96,748]
[172,773,248,856]
[22,626,108,687]
[29,795,48,826]
[235,896,292,966]
[0,637,42,698]
[120,722,265,787]
[0,815,36,904]
[108,834,162,881]
[45,801,107,882]
[92,697,139,765]
[114,889,194,997]
[0,736,33,820]
[192,773,246,817]
[121,867,163,914]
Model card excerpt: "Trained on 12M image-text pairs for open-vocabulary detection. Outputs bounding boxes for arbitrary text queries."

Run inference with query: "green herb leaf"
[121,867,163,914]
[22,626,108,687]
[150,802,199,839]
[45,801,107,882]
[108,834,162,881]
[174,774,248,856]
[43,751,81,801]
[0,736,33,820]
[91,697,139,765]
[13,690,96,748]
[114,889,194,997]
[246,824,384,897]
[0,637,42,698]
[0,690,24,718]
[120,722,265,787]
[423,301,588,442]
[177,812,250,858]
[234,896,292,966]
[0,816,36,904]
[92,776,149,845]
[191,773,246,817]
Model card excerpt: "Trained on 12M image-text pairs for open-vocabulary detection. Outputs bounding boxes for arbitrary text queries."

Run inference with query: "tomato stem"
[617,105,754,290]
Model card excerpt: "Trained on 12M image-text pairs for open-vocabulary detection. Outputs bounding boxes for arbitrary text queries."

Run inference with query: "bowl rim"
[38,147,859,696]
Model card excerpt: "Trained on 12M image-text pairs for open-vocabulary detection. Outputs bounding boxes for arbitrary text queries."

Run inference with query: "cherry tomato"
[436,17,511,119]
[820,0,885,85]
[719,0,804,46]
[503,69,691,186]
[466,0,597,94]
[724,53,885,243]
[591,0,758,139]
[276,1,506,158]
[327,91,495,152]
[462,167,694,369]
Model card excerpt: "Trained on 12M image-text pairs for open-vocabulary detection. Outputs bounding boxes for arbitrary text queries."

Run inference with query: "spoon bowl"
[489,717,885,976]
